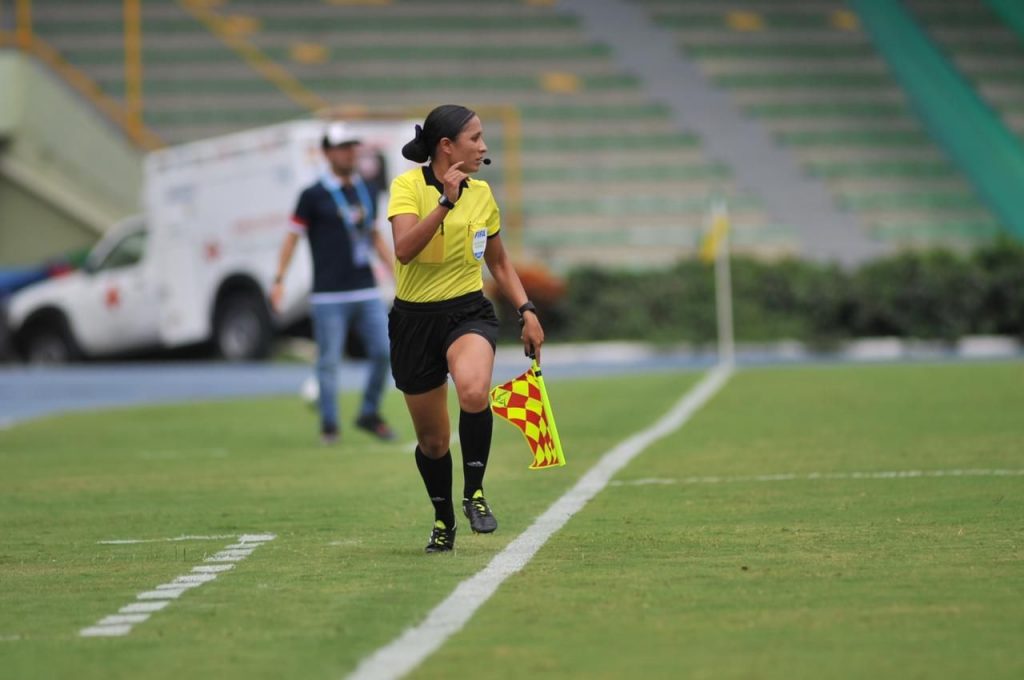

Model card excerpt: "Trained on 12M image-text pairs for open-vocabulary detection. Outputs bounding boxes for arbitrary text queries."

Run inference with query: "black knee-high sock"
[460,407,493,499]
[415,447,454,528]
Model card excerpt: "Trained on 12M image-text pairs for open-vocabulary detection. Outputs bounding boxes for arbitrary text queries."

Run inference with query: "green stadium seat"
[629,0,1005,250]
[27,0,797,267]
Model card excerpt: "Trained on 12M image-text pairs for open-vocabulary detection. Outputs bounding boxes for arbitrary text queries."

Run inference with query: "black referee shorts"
[388,290,500,395]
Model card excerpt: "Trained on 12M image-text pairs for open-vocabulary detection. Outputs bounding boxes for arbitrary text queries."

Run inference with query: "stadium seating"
[29,0,794,269]
[629,0,1005,250]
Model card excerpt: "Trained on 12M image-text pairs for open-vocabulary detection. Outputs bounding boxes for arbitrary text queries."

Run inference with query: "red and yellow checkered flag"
[490,360,566,470]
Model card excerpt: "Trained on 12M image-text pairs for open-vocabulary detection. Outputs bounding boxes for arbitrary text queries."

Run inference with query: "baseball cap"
[322,122,361,148]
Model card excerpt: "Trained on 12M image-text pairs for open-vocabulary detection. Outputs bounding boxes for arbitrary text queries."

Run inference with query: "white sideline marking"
[97,534,236,545]
[157,582,201,591]
[609,468,1024,487]
[120,602,169,614]
[80,533,275,638]
[192,564,235,574]
[208,548,255,558]
[346,365,733,680]
[610,478,676,486]
[170,573,219,585]
[204,551,253,563]
[137,588,187,600]
[80,625,132,637]
[238,533,276,543]
[99,614,149,625]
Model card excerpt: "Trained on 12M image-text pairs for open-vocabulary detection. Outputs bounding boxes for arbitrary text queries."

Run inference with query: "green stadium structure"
[6,0,1022,267]
[0,51,142,266]
[630,0,1007,250]
[854,0,1024,243]
[25,0,793,270]
[904,0,1024,140]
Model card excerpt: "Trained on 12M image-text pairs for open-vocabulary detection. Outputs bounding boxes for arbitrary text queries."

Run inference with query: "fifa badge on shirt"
[471,228,487,260]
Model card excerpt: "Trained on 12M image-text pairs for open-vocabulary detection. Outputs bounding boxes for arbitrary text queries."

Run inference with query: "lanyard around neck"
[322,175,374,234]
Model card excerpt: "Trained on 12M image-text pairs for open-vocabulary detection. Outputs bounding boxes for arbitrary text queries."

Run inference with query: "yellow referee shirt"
[387,166,501,303]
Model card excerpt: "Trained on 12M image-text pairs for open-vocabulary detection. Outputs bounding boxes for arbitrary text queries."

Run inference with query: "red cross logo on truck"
[105,286,121,309]
[204,241,221,261]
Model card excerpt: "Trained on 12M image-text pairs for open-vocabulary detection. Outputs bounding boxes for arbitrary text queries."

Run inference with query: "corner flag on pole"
[700,198,736,366]
[699,199,731,264]
[490,360,566,470]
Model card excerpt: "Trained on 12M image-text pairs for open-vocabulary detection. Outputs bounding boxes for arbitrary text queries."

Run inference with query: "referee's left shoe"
[463,490,498,534]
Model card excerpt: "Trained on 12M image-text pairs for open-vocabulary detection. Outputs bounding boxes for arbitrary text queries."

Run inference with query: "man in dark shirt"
[271,123,396,443]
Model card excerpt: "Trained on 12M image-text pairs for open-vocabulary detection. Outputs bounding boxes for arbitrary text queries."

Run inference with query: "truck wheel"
[23,322,80,364]
[214,291,272,361]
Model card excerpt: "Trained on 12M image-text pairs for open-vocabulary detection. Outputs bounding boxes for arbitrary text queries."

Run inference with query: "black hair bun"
[401,138,430,163]
[401,123,430,163]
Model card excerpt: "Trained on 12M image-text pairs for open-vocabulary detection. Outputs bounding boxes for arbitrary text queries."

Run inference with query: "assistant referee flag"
[490,361,566,470]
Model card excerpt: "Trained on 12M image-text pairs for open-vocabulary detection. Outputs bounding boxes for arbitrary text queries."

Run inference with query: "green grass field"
[1,361,1022,679]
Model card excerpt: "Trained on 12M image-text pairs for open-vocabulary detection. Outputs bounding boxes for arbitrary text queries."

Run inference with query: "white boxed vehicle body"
[7,119,412,362]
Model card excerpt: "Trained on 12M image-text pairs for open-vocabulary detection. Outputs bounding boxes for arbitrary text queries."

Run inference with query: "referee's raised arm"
[391,161,466,264]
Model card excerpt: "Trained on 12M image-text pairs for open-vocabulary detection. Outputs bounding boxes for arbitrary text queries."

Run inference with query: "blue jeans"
[311,297,391,430]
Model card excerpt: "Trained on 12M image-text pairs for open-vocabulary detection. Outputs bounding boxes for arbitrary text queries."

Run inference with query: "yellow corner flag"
[490,360,566,470]
[699,199,731,263]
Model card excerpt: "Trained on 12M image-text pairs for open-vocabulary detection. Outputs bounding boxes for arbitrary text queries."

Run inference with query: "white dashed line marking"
[79,533,275,638]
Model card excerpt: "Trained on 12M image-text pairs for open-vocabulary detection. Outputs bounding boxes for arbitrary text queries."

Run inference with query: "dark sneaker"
[425,520,456,553]
[355,413,396,441]
[462,490,498,534]
[321,423,339,445]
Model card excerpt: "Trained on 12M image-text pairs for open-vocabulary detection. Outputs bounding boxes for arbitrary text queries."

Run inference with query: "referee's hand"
[521,313,544,364]
[443,161,467,203]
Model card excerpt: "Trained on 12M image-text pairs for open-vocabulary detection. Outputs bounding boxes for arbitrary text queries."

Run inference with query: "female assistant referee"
[388,104,544,553]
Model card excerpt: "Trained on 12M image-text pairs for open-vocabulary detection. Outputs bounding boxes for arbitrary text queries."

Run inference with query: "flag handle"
[531,359,566,466]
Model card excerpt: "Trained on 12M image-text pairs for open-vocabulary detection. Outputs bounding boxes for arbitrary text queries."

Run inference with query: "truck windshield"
[94,231,147,272]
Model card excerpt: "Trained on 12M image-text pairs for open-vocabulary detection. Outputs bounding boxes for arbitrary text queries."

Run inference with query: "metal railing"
[0,0,162,149]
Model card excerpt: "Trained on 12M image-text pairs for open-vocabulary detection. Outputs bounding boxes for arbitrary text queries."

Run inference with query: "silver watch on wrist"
[438,194,456,210]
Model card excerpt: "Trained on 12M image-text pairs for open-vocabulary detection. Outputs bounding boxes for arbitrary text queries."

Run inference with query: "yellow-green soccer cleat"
[462,490,498,534]
[425,520,456,553]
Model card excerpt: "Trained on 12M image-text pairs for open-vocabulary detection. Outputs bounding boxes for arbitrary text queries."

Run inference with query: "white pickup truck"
[6,119,410,363]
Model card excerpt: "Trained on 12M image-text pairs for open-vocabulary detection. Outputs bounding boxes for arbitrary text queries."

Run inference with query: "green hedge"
[503,239,1024,345]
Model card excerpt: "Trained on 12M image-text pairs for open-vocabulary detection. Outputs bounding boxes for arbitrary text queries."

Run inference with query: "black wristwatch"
[438,194,456,210]
[517,300,537,327]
